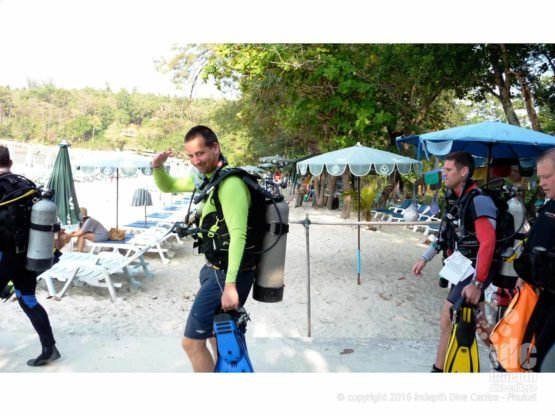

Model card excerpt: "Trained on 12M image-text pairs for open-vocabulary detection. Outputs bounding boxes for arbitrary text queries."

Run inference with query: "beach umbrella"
[24,147,34,167]
[76,151,152,228]
[240,165,266,175]
[297,142,421,284]
[259,154,289,167]
[47,142,81,226]
[44,150,54,169]
[396,120,555,181]
[131,188,153,226]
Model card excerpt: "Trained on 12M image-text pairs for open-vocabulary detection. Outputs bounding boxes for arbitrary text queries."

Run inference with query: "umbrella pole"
[303,213,312,338]
[357,176,361,285]
[486,143,492,183]
[144,205,147,226]
[116,168,119,229]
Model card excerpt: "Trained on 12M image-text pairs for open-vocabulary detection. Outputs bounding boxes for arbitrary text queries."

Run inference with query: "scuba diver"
[411,151,498,372]
[151,125,277,372]
[0,145,60,367]
[514,148,555,372]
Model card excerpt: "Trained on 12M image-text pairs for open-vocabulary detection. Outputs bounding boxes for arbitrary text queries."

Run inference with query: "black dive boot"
[27,345,61,367]
[431,364,443,373]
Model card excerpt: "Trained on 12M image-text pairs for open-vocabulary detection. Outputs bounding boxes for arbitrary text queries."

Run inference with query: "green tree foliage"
[163,44,495,156]
[0,84,226,153]
[469,44,555,130]
[2,44,553,169]
[162,43,554,156]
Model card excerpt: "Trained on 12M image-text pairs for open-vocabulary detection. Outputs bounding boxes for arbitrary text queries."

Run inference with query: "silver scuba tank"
[253,199,289,303]
[497,196,530,287]
[25,198,60,272]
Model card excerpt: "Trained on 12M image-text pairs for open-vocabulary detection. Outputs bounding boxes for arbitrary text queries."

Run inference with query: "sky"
[0,0,553,98]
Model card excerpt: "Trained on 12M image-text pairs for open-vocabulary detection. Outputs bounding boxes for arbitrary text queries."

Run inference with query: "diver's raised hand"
[151,149,174,168]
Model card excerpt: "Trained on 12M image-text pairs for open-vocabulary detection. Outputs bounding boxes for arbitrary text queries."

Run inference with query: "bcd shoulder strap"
[0,173,39,206]
[196,167,260,211]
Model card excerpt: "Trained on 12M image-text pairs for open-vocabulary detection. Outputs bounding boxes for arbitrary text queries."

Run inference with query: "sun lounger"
[385,203,431,223]
[123,220,183,252]
[89,235,172,264]
[371,199,412,220]
[147,212,174,220]
[37,248,155,302]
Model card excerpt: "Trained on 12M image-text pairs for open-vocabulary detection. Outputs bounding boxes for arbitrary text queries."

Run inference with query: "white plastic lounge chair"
[88,225,179,264]
[37,246,155,302]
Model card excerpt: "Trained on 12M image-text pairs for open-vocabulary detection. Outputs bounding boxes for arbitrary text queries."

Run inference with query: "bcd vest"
[194,168,266,271]
[440,186,508,268]
[514,200,555,292]
[0,173,40,253]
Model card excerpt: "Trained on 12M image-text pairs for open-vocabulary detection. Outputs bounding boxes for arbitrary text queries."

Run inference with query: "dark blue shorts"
[447,274,491,304]
[184,265,255,340]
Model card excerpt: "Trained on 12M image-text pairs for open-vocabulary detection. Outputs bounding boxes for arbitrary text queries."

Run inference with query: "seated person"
[70,207,109,252]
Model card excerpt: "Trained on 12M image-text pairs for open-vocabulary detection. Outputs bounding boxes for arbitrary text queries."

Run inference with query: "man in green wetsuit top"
[151,125,255,372]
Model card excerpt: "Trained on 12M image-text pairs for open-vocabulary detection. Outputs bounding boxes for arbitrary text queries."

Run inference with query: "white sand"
[1,143,471,373]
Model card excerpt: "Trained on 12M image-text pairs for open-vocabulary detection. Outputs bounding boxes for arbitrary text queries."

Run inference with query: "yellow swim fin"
[444,297,480,373]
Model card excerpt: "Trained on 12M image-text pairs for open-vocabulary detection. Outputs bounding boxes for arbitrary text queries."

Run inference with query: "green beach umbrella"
[47,141,81,225]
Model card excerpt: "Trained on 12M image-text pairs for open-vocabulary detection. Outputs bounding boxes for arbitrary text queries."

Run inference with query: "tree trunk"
[542,52,555,74]
[493,65,520,126]
[492,44,521,126]
[316,171,327,208]
[312,175,321,207]
[514,71,542,131]
[325,175,338,210]
[497,81,521,126]
[341,170,352,219]
[294,190,304,208]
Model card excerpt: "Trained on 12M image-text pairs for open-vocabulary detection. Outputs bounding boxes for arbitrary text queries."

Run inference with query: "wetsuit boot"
[16,292,61,366]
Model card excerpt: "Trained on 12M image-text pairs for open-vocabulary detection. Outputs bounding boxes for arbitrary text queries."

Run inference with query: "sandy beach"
[1,142,482,373]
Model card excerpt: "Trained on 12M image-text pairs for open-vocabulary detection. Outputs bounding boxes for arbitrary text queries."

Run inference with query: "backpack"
[0,173,40,253]
[192,167,285,271]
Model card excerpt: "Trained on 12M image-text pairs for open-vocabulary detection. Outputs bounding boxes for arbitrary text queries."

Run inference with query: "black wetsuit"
[0,172,58,365]
[515,199,555,371]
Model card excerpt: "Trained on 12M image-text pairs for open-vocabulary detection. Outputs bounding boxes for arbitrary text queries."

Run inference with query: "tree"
[469,44,555,131]
[162,44,490,211]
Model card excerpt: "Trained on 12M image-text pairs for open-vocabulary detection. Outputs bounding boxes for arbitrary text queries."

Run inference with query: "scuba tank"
[252,198,289,303]
[25,197,60,272]
[495,195,529,289]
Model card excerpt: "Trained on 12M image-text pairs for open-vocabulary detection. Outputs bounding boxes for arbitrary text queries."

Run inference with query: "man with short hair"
[70,207,109,252]
[0,145,61,366]
[151,125,255,372]
[411,151,498,372]
[514,147,555,371]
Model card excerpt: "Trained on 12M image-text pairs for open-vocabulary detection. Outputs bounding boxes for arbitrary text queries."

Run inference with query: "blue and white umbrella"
[76,151,152,228]
[297,142,421,284]
[297,142,420,177]
[397,120,555,160]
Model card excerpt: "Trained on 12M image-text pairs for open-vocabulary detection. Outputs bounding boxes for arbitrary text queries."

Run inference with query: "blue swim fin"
[213,307,254,373]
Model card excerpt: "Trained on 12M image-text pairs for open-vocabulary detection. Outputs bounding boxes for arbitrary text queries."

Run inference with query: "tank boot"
[27,345,61,367]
